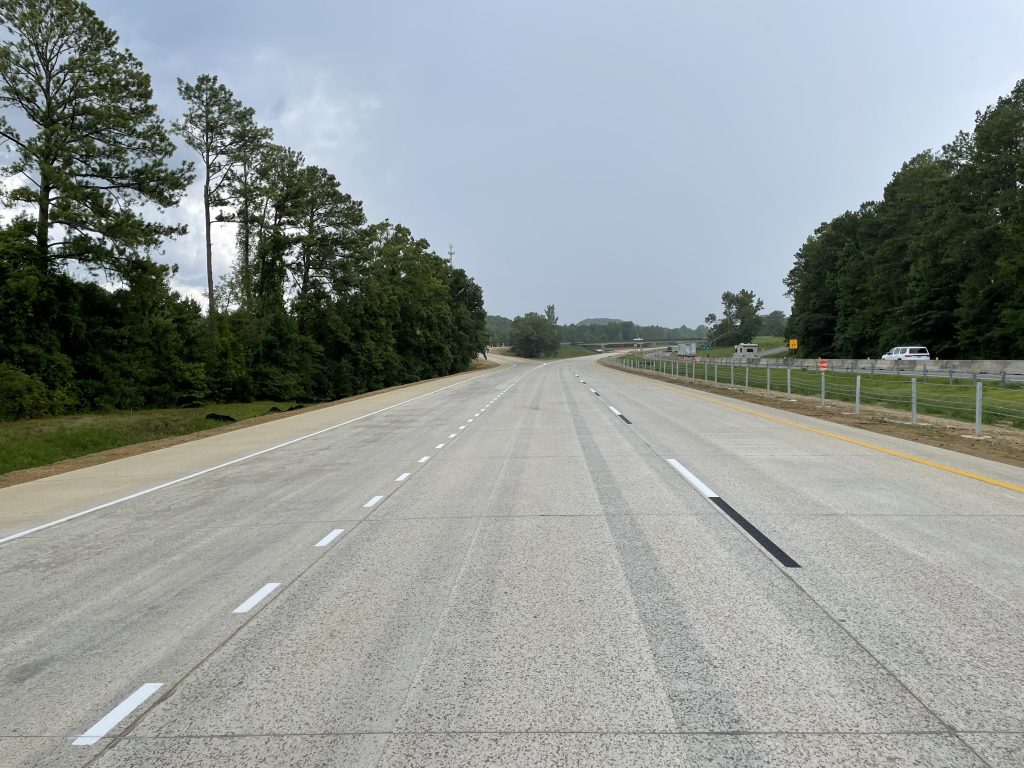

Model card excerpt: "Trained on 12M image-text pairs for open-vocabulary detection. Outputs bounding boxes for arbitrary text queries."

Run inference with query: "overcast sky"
[89,0,1024,327]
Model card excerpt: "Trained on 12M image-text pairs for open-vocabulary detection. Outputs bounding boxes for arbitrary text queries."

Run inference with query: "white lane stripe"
[435,443,445,449]
[72,683,162,746]
[315,529,345,547]
[233,582,280,614]
[363,495,384,508]
[0,372,501,546]
[395,472,411,482]
[448,433,457,439]
[474,413,481,417]
[667,459,719,499]
[418,456,430,463]
[608,406,622,417]
[467,418,474,423]
[459,426,467,430]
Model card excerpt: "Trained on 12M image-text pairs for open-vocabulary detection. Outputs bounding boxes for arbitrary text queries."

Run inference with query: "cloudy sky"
[89,0,1024,327]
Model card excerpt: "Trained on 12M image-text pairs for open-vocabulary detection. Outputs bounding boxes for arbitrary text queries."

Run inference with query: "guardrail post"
[767,367,772,394]
[949,370,954,385]
[976,382,983,436]
[787,367,792,395]
[1002,371,1007,387]
[714,364,719,383]
[911,377,917,425]
[855,375,861,415]
[923,367,928,383]
[730,364,734,385]
[744,365,749,388]
[704,362,708,382]
[820,371,826,408]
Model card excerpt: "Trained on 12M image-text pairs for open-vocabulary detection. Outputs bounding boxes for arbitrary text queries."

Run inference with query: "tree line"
[486,311,707,350]
[785,80,1024,360]
[0,0,487,420]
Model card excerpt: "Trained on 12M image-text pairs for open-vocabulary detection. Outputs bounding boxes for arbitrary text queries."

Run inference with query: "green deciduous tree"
[706,289,763,347]
[0,0,193,274]
[510,312,560,357]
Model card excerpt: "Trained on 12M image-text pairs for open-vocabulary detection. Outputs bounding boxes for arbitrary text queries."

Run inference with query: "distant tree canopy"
[785,79,1024,359]
[558,318,705,343]
[0,0,488,420]
[704,289,764,347]
[509,312,560,358]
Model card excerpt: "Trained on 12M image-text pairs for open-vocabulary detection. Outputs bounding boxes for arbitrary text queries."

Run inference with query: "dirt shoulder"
[603,360,1024,469]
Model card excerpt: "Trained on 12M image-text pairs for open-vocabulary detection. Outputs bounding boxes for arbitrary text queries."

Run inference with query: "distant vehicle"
[733,343,758,358]
[882,346,931,361]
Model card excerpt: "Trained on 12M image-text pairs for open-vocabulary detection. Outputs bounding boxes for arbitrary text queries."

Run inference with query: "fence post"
[911,377,917,425]
[820,371,826,408]
[1002,371,1007,387]
[949,370,954,385]
[787,367,792,395]
[767,367,772,394]
[714,364,718,383]
[745,365,749,388]
[855,375,861,415]
[731,364,734,385]
[975,382,983,437]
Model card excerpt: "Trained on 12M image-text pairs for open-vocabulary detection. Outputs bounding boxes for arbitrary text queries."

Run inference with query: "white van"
[881,346,931,361]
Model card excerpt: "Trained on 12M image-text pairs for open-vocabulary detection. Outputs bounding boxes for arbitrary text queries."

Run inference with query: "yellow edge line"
[618,365,1024,495]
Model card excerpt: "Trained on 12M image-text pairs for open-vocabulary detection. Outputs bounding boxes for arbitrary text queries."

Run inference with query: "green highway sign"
[698,344,710,351]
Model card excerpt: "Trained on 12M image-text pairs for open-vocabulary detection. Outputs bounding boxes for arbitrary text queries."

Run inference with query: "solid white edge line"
[0,371,502,546]
[314,528,345,547]
[233,582,281,614]
[667,459,719,499]
[608,406,622,417]
[72,682,162,746]
[395,472,411,482]
[418,456,430,463]
[363,495,384,508]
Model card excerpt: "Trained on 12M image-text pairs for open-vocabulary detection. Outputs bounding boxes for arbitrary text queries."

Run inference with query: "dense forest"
[786,80,1024,359]
[0,0,487,421]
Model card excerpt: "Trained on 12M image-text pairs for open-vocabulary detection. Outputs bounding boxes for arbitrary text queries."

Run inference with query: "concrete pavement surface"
[2,354,1023,767]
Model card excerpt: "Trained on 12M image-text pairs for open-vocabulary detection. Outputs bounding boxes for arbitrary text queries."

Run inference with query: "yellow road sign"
[789,339,798,349]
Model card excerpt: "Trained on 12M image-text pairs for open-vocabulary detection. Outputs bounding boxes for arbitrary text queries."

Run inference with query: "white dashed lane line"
[314,529,345,547]
[72,683,162,746]
[363,495,384,508]
[232,583,280,614]
[419,456,430,463]
[666,459,799,569]
[396,472,411,482]
[435,443,445,449]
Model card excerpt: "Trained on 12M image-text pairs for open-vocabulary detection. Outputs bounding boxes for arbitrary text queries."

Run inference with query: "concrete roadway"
[2,355,1023,767]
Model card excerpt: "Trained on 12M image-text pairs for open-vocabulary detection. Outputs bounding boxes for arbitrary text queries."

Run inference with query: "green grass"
[0,401,297,476]
[548,344,600,359]
[617,357,1024,428]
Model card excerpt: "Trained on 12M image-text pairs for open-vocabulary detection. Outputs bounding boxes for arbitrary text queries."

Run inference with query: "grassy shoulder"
[550,344,600,359]
[0,401,297,477]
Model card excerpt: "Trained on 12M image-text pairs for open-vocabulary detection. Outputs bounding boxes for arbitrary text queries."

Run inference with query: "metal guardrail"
[615,357,1024,435]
